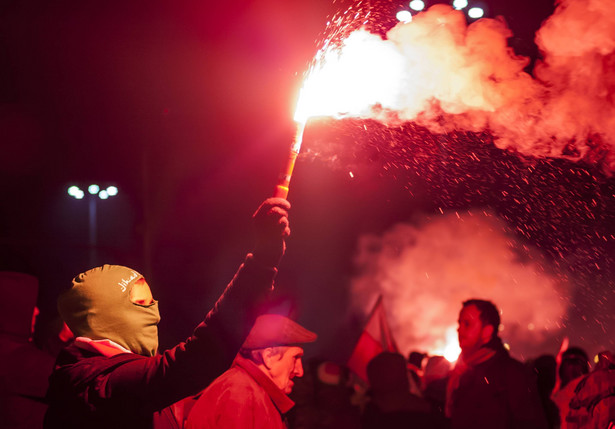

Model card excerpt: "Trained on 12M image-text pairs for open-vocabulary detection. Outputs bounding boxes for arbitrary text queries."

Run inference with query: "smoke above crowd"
[349,211,570,360]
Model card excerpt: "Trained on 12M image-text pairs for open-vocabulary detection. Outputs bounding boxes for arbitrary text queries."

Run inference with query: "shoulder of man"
[49,344,144,388]
[207,366,263,394]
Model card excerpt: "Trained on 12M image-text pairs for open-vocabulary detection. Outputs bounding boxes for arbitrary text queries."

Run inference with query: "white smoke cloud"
[350,211,570,360]
[388,0,615,167]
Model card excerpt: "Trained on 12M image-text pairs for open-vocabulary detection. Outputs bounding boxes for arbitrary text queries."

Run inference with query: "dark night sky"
[1,0,612,363]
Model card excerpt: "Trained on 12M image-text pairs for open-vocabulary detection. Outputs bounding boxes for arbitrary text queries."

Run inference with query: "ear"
[261,348,277,370]
[481,324,495,344]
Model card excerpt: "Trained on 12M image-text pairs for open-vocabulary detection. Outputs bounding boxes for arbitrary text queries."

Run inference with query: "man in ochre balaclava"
[57,266,161,357]
[44,197,291,429]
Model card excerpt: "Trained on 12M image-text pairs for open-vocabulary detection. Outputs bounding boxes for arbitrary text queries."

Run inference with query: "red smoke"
[350,211,570,361]
[299,0,615,172]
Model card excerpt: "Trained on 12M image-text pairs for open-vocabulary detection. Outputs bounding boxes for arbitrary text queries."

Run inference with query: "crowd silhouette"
[2,270,613,429]
[1,259,613,428]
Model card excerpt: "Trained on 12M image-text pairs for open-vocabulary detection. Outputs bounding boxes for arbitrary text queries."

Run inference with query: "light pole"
[67,184,119,267]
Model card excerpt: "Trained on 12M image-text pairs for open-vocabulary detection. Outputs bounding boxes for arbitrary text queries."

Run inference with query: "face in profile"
[457,304,492,354]
[268,346,304,394]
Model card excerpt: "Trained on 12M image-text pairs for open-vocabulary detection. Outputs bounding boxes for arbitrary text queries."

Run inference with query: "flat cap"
[242,314,317,350]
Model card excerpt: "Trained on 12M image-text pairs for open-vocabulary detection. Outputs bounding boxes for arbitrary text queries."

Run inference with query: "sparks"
[293,29,406,124]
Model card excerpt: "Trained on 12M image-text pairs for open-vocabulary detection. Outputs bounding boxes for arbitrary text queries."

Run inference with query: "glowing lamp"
[68,186,85,199]
[468,7,484,18]
[98,190,109,200]
[68,186,81,197]
[106,186,118,196]
[452,0,468,9]
[409,0,425,11]
[88,184,100,195]
[396,10,413,23]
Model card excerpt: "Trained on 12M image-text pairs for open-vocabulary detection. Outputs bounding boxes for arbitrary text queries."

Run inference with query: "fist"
[252,198,291,267]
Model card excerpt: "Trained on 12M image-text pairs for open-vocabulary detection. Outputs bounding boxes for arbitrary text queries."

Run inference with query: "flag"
[347,295,398,382]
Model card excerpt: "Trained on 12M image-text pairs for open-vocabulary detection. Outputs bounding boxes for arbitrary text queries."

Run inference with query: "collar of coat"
[234,354,296,414]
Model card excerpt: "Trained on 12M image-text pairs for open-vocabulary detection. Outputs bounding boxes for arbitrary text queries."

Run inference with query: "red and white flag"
[347,295,399,382]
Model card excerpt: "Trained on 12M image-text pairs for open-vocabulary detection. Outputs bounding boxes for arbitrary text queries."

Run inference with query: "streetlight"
[67,184,119,267]
[396,10,413,23]
[452,0,468,10]
[409,0,425,11]
[467,6,485,19]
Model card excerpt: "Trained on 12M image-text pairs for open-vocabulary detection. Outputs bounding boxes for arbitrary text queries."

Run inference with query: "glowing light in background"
[67,185,84,199]
[66,183,120,266]
[431,326,461,362]
[106,186,118,196]
[452,0,468,10]
[350,212,570,360]
[468,7,485,18]
[409,0,425,11]
[67,184,119,200]
[396,10,413,23]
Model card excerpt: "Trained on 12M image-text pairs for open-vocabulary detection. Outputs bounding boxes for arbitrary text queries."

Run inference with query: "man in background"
[446,298,548,429]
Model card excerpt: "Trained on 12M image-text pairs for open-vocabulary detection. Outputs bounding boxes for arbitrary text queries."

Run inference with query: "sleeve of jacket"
[506,360,549,429]
[89,254,277,414]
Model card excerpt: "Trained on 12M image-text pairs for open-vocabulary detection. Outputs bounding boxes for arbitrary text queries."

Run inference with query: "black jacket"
[44,255,277,429]
[449,339,548,429]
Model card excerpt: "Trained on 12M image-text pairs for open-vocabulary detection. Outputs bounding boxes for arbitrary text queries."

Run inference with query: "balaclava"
[58,265,160,356]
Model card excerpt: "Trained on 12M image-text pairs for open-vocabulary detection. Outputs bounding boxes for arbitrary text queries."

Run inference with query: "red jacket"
[186,355,295,429]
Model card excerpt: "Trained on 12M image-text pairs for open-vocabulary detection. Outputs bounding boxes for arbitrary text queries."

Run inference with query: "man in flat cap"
[185,314,317,429]
[446,299,547,429]
[44,198,291,429]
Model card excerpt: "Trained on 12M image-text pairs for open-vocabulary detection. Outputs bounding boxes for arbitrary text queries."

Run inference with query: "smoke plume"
[350,211,570,360]
[303,0,615,171]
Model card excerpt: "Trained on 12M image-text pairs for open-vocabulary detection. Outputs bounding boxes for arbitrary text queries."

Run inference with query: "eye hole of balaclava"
[130,278,155,306]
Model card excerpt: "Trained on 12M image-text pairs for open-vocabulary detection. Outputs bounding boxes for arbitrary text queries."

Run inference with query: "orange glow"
[273,122,305,198]
[431,325,461,363]
[294,29,406,124]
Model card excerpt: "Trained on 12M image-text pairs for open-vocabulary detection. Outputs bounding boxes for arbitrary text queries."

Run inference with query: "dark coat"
[44,255,277,429]
[448,340,548,429]
[0,271,56,429]
[0,336,56,429]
